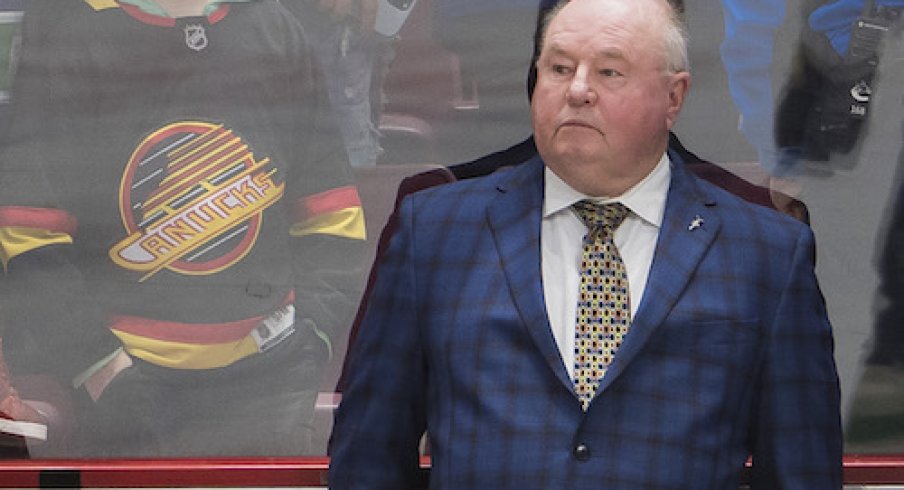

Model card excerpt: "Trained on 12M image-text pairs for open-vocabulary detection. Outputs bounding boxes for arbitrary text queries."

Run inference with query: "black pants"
[77,333,321,457]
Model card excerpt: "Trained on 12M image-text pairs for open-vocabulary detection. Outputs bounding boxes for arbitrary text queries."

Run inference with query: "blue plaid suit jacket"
[329,155,843,489]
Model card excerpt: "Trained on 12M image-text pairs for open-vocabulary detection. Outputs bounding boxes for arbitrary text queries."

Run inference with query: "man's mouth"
[560,120,599,131]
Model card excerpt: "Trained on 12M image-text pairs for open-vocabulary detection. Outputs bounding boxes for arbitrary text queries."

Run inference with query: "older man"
[328,0,843,488]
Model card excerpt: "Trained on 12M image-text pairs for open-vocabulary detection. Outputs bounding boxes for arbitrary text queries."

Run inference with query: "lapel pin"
[688,215,704,231]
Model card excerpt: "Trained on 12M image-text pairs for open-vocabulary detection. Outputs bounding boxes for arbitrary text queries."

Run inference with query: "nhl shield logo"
[184,24,208,51]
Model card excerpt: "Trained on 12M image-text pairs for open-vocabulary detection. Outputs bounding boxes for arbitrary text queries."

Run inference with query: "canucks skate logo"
[184,24,208,51]
[110,121,284,281]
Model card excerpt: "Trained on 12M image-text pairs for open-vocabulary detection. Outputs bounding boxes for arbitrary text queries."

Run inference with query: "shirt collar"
[117,0,251,17]
[543,152,671,228]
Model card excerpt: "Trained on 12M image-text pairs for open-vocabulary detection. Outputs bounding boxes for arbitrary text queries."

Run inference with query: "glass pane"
[0,0,900,472]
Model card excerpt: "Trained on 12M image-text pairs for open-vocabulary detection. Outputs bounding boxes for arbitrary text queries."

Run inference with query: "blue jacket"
[329,154,842,489]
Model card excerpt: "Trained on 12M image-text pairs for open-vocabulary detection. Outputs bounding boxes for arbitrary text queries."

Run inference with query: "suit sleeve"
[328,195,428,490]
[748,225,843,489]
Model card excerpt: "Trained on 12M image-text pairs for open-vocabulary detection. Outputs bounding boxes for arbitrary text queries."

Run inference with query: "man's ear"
[665,71,691,130]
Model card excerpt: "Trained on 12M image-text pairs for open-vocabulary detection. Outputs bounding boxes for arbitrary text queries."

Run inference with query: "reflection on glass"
[0,0,366,457]
[0,0,900,465]
[762,0,904,455]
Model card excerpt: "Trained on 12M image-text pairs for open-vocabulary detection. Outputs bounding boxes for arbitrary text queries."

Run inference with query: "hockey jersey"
[0,0,366,375]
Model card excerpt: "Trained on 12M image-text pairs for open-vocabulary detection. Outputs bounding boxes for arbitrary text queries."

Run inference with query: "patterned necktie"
[572,200,630,411]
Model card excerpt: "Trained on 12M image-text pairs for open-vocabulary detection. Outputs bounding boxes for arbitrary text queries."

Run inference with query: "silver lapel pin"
[688,215,704,231]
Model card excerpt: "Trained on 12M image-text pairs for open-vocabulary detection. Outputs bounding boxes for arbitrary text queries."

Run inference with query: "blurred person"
[680,0,903,424]
[283,0,396,168]
[0,0,365,456]
[329,0,842,488]
[775,0,903,165]
[770,0,904,421]
[431,0,549,163]
[717,0,789,173]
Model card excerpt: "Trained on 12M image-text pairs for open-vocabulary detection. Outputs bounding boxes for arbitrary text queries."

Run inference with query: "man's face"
[531,0,690,196]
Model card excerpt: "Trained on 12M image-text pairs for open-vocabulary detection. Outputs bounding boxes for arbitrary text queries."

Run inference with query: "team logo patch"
[184,24,208,51]
[110,121,284,281]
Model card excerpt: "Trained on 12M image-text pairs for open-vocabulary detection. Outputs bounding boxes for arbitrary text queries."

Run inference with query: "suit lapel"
[483,156,724,402]
[594,161,721,396]
[487,158,575,390]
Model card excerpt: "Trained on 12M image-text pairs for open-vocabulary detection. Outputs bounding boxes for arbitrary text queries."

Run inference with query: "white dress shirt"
[541,153,671,378]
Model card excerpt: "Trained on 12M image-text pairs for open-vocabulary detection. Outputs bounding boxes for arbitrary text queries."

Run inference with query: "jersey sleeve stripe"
[292,185,366,240]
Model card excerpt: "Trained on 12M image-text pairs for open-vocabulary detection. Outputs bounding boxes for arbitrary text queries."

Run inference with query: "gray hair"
[537,0,690,74]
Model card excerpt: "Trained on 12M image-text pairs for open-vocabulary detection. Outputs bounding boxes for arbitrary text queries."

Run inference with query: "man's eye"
[599,68,622,77]
[551,64,572,75]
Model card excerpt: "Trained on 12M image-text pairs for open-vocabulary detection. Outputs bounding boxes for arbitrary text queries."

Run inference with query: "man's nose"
[565,67,596,106]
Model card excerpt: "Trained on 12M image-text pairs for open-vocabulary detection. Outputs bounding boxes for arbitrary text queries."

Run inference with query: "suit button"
[573,443,591,461]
